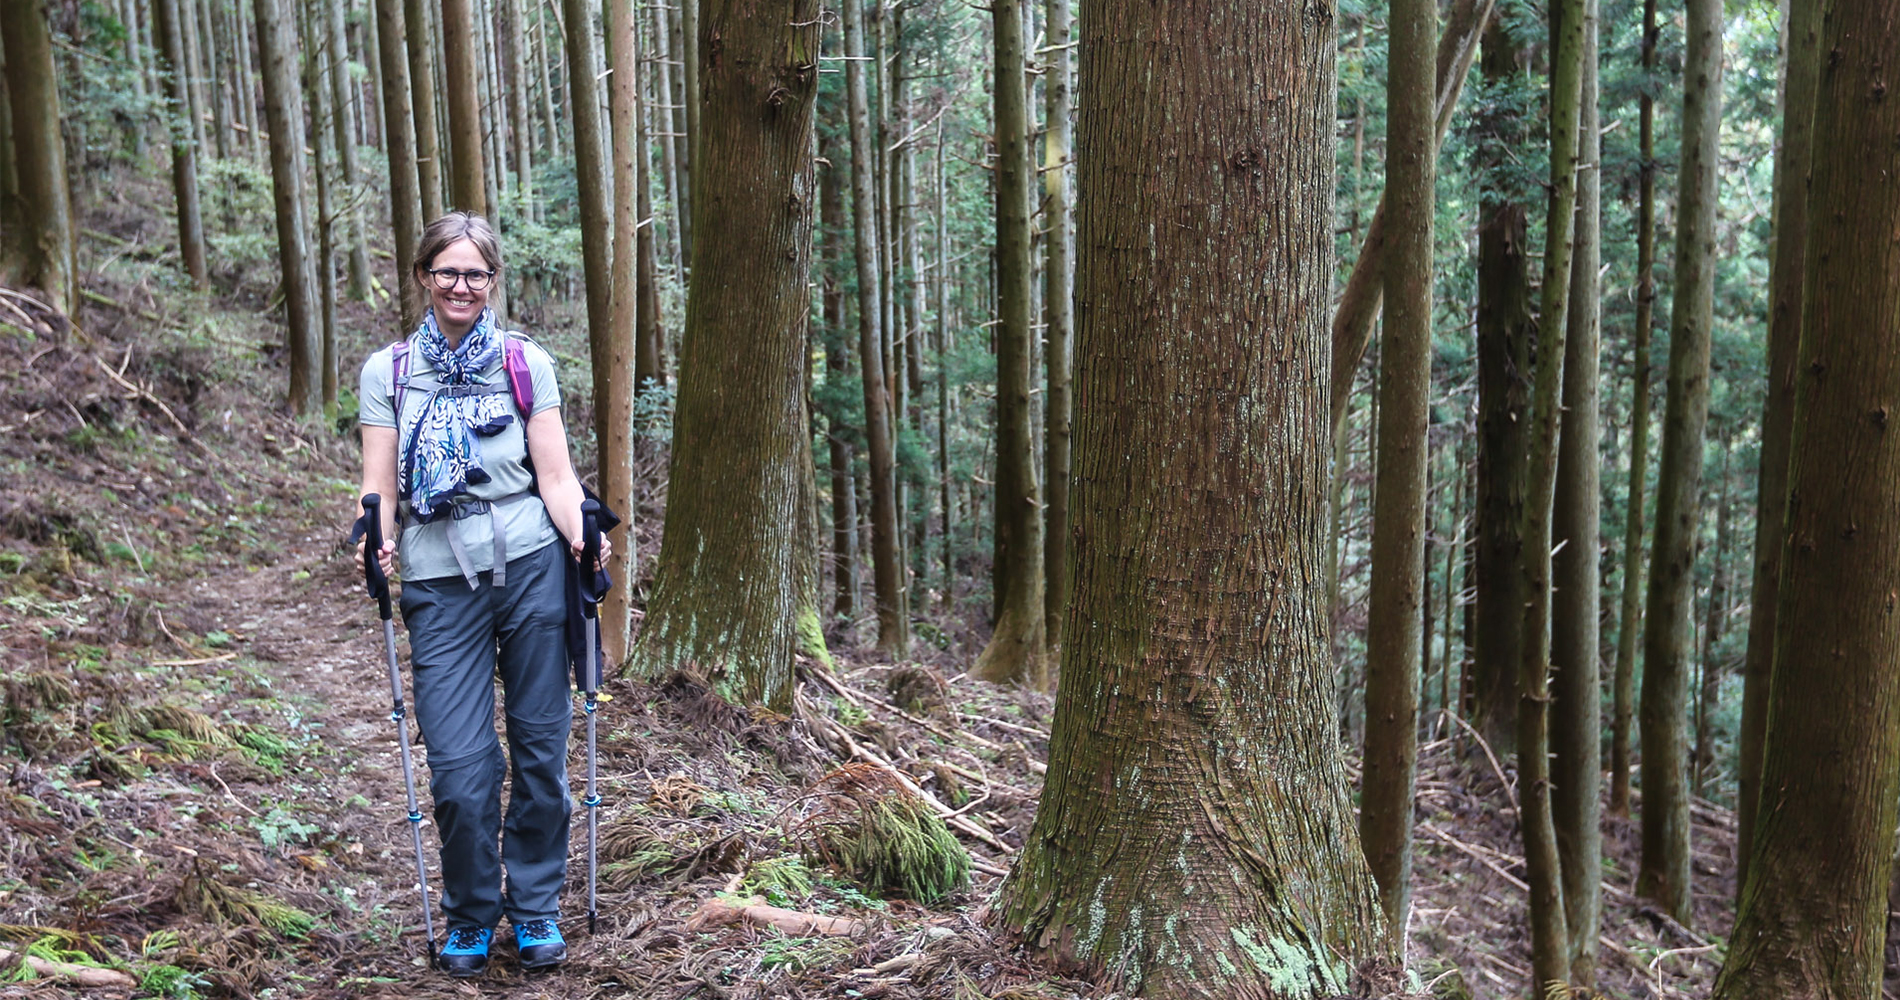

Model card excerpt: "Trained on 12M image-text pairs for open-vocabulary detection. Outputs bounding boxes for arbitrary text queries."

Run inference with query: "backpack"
[390,331,537,422]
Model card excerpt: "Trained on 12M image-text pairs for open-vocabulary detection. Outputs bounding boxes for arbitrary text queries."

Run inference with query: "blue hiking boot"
[438,926,492,978]
[513,918,566,970]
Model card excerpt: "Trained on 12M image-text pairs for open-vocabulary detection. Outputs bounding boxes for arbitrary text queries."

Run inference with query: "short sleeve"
[359,347,397,428]
[521,339,562,416]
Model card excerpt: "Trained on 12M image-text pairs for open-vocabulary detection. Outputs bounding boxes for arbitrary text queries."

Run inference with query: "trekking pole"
[360,494,437,970]
[578,499,603,935]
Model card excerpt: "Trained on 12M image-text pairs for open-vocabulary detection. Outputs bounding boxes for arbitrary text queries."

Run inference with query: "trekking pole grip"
[361,494,393,621]
[580,499,602,594]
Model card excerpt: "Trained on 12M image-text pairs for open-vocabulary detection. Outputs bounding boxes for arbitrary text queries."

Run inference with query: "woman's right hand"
[357,537,397,577]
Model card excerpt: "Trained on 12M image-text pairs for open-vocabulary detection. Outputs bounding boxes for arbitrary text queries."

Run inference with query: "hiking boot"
[438,926,492,977]
[513,918,566,969]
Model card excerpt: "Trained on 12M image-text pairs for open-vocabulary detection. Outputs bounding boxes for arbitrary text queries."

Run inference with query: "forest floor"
[0,210,1745,1000]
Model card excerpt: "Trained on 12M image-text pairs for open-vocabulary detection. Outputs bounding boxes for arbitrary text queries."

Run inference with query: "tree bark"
[302,0,338,413]
[971,0,1047,688]
[1610,0,1658,817]
[1039,0,1073,653]
[1359,0,1433,932]
[0,0,71,316]
[590,0,639,668]
[1734,0,1815,894]
[991,0,1391,985]
[252,0,318,413]
[149,0,208,288]
[841,0,906,657]
[1693,446,1730,794]
[1517,0,1588,979]
[1637,0,1721,927]
[441,0,487,216]
[1549,0,1601,978]
[405,0,442,220]
[202,0,229,159]
[328,0,369,299]
[1469,20,1534,753]
[1710,0,1900,984]
[374,0,422,331]
[819,139,857,620]
[501,0,534,218]
[678,0,698,256]
[629,0,822,710]
[1327,0,1495,437]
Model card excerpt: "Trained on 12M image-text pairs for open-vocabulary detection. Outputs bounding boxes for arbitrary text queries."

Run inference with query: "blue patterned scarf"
[400,308,516,521]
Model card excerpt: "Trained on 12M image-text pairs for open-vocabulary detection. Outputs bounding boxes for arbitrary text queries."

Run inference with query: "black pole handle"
[361,494,393,621]
[579,499,602,607]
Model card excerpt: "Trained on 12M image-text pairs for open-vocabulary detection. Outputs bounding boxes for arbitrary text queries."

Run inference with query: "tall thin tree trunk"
[1693,445,1730,794]
[1637,0,1722,927]
[406,0,442,219]
[1710,0,1899,983]
[820,140,857,620]
[1039,0,1073,651]
[204,0,230,159]
[150,0,208,287]
[1470,21,1534,752]
[328,0,369,300]
[1328,0,1495,435]
[180,0,206,153]
[677,0,697,258]
[374,0,421,330]
[302,0,339,413]
[971,0,1046,688]
[629,0,823,707]
[441,0,487,215]
[1550,0,1602,977]
[1610,0,1658,817]
[591,0,640,667]
[1735,0,1816,893]
[1359,0,1433,930]
[253,0,318,412]
[990,0,1392,981]
[841,0,905,657]
[501,0,533,219]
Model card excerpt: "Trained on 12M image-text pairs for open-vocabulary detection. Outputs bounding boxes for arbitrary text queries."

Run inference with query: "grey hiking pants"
[400,539,571,929]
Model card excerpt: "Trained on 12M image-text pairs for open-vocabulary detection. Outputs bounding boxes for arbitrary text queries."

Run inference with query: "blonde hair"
[413,211,503,279]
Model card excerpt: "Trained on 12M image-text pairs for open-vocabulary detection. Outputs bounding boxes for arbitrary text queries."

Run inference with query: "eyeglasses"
[428,267,495,291]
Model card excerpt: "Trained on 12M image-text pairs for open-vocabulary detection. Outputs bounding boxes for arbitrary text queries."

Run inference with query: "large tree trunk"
[1710,0,1900,985]
[1735,0,1816,893]
[596,0,639,668]
[1637,0,1722,927]
[990,0,1393,991]
[1469,21,1534,752]
[628,0,821,710]
[1039,0,1073,652]
[252,0,318,413]
[1327,0,1495,436]
[405,0,442,220]
[1610,0,1659,817]
[374,0,423,331]
[0,0,72,317]
[149,0,208,288]
[1549,0,1601,979]
[441,0,487,216]
[1518,0,1588,979]
[1359,0,1434,930]
[841,0,906,657]
[971,0,1047,688]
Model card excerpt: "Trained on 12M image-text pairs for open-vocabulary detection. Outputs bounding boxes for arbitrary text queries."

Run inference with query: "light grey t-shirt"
[359,334,564,583]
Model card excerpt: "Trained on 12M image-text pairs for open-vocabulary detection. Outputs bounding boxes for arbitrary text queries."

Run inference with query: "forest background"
[0,0,1894,995]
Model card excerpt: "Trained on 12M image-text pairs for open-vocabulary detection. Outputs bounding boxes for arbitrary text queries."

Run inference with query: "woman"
[357,212,608,976]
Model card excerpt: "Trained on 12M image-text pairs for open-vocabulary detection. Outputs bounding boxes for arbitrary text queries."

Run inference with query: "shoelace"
[516,919,557,943]
[447,927,488,951]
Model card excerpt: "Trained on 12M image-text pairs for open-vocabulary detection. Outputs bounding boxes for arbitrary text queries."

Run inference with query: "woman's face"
[420,237,494,337]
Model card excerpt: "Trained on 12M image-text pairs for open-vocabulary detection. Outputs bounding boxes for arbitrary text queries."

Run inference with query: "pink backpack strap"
[502,333,535,417]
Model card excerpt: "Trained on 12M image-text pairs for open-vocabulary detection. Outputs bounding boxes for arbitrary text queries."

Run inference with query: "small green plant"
[758,933,854,972]
[250,806,320,854]
[792,764,971,903]
[140,964,209,999]
[739,855,814,908]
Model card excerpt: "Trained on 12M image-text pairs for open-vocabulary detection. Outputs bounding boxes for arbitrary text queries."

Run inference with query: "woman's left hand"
[571,535,612,571]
